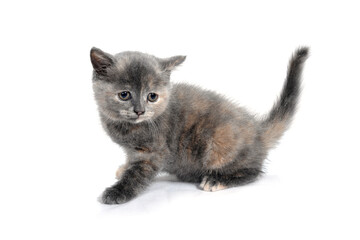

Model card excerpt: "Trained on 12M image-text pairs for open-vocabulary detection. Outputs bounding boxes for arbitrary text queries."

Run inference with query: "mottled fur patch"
[207,124,240,169]
[262,119,288,149]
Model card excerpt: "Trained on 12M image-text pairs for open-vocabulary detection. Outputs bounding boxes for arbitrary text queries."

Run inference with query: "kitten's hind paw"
[99,187,127,204]
[199,176,228,192]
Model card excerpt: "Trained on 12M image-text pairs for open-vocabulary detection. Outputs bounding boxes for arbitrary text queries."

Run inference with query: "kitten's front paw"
[100,187,127,204]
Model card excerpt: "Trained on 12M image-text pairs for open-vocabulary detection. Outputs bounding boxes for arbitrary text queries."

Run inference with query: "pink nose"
[134,110,145,116]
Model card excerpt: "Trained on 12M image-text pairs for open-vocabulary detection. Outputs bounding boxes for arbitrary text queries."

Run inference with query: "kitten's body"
[90,47,309,204]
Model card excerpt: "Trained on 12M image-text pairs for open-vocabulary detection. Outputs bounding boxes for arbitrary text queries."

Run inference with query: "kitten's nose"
[134,110,145,116]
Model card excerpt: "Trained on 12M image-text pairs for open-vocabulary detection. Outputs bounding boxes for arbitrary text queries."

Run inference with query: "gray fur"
[90,47,309,204]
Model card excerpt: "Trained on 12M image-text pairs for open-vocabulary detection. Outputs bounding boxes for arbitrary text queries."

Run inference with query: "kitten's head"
[90,47,185,123]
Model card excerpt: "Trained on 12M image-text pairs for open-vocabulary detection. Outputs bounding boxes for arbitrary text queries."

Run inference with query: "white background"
[1,0,359,239]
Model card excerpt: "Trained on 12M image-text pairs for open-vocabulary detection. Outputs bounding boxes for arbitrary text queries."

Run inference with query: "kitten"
[90,47,309,204]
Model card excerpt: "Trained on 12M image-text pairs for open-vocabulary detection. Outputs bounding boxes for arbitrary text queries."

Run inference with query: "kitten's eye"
[148,93,158,102]
[118,91,131,101]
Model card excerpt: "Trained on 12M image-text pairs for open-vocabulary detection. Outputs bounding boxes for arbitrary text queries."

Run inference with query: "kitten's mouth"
[131,115,141,119]
[129,115,146,123]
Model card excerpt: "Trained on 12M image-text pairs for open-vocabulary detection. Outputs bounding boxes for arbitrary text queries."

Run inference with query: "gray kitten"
[90,47,309,204]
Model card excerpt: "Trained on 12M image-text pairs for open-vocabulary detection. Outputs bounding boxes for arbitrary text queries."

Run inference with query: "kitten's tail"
[260,47,309,150]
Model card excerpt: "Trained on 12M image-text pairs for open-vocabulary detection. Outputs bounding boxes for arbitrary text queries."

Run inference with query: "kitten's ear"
[90,47,115,76]
[159,55,186,72]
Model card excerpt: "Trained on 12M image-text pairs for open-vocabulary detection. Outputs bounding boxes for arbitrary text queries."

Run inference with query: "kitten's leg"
[101,160,160,204]
[199,168,261,192]
[115,164,128,179]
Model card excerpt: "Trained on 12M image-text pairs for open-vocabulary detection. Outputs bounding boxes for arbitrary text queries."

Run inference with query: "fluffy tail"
[261,47,309,150]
